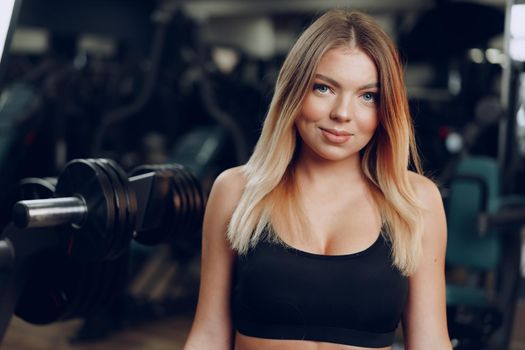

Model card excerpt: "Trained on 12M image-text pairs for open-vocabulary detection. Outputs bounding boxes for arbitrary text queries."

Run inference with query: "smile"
[319,127,353,143]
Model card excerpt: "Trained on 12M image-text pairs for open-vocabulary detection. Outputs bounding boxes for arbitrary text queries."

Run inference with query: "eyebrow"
[314,74,379,90]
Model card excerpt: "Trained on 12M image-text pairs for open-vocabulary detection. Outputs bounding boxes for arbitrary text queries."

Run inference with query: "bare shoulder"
[207,166,247,216]
[212,166,247,198]
[214,166,247,190]
[407,171,447,248]
[407,171,442,211]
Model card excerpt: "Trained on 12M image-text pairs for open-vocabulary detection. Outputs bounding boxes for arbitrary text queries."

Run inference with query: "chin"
[314,148,357,162]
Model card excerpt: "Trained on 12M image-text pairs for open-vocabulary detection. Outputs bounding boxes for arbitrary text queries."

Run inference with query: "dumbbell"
[12,158,136,261]
[11,158,205,261]
[0,159,205,332]
[0,177,127,327]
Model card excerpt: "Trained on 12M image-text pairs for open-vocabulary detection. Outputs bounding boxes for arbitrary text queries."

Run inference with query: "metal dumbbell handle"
[12,197,88,229]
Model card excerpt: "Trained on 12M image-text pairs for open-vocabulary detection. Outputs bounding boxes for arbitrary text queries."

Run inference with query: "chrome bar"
[12,197,87,228]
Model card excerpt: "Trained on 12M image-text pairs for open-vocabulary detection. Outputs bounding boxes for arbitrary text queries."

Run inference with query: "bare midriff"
[235,332,392,350]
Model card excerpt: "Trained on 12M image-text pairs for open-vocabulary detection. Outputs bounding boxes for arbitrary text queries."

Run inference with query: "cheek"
[360,112,379,134]
[294,119,310,143]
[298,97,324,123]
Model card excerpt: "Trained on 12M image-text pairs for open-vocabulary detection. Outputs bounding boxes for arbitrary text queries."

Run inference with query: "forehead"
[315,46,378,85]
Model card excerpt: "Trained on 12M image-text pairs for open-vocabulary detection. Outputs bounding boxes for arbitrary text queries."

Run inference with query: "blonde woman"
[183,9,451,350]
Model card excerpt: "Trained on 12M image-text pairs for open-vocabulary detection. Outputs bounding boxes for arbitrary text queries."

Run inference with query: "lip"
[320,127,353,143]
[320,128,352,136]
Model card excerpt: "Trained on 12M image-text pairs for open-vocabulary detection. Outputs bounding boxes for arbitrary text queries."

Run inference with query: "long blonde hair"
[227,9,425,275]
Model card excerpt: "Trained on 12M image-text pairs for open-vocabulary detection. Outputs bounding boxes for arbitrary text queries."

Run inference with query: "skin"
[183,47,452,350]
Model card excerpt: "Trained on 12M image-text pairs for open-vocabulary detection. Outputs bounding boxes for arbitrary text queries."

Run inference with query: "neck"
[294,148,367,192]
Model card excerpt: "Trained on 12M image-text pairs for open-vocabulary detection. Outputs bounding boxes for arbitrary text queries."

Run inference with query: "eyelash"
[313,83,379,104]
[361,92,378,104]
[313,83,332,94]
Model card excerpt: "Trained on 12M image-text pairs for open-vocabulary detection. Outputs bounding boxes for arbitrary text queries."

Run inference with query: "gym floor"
[2,301,525,350]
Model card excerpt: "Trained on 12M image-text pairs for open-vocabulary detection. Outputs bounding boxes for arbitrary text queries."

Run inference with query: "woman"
[183,9,451,350]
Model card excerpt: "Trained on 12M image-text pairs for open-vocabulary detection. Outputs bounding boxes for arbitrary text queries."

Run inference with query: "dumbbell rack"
[0,159,205,343]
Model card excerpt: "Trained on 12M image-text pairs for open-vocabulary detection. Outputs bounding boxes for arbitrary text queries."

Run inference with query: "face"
[295,46,379,163]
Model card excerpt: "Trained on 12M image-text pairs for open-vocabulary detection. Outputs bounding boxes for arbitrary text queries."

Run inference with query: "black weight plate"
[170,165,196,212]
[88,159,122,261]
[103,159,137,253]
[163,168,188,242]
[156,164,191,218]
[171,168,202,253]
[174,169,197,236]
[93,159,130,260]
[181,167,205,215]
[151,167,185,244]
[171,173,188,238]
[178,168,203,229]
[55,160,116,261]
[75,252,129,322]
[170,167,195,236]
[65,246,124,319]
[69,163,118,318]
[15,249,77,324]
[89,249,128,315]
[98,159,130,260]
[61,256,98,319]
[178,168,204,246]
[18,177,56,200]
[69,261,102,318]
[75,253,122,318]
[109,159,137,256]
[42,177,58,187]
[113,161,138,231]
[155,164,195,243]
[143,170,176,245]
[158,165,189,217]
[85,160,117,260]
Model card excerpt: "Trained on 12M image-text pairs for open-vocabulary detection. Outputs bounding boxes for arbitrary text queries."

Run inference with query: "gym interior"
[0,0,524,349]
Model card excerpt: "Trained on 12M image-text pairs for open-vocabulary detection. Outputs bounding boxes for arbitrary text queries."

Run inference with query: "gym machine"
[0,158,205,344]
[445,1,525,349]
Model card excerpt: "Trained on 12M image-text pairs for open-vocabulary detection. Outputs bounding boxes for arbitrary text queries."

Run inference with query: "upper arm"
[402,173,452,350]
[183,167,246,350]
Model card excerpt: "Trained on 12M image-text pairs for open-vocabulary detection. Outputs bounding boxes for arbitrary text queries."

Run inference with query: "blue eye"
[362,92,378,103]
[313,83,330,94]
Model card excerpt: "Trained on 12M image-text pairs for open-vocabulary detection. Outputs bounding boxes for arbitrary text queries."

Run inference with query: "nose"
[330,95,352,123]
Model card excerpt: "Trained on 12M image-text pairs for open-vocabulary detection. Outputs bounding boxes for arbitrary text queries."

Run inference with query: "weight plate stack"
[13,165,131,324]
[89,250,128,316]
[130,164,205,256]
[55,159,117,261]
[15,249,77,324]
[165,164,205,257]
[102,159,137,259]
[63,251,129,320]
[88,159,134,260]
[16,249,130,324]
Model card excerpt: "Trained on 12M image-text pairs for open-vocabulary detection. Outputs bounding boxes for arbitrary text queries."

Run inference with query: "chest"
[273,194,382,255]
[233,239,409,333]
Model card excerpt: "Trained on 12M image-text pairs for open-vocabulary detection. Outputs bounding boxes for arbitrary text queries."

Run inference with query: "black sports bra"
[232,229,408,348]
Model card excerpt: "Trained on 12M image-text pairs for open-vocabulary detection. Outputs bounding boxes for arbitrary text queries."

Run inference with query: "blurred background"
[0,0,525,349]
